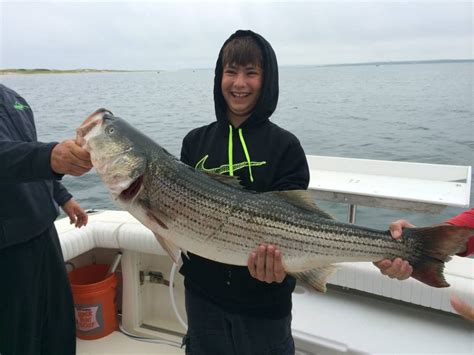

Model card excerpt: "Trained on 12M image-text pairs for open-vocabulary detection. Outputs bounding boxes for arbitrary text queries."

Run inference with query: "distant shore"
[317,59,474,68]
[0,69,156,75]
[1,59,472,75]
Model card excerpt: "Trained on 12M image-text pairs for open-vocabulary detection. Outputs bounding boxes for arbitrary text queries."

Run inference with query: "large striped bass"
[76,109,473,292]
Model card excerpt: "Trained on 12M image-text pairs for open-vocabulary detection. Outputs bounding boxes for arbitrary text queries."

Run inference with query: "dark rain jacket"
[0,84,72,249]
[179,30,310,318]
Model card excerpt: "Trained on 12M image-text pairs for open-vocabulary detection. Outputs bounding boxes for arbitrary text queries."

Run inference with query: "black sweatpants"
[183,289,295,355]
[0,225,76,355]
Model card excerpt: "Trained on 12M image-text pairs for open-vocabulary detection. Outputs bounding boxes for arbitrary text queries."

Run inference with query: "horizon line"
[1,58,473,72]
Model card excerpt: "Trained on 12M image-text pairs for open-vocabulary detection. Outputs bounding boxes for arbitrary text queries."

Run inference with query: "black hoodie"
[179,30,309,318]
[0,84,72,249]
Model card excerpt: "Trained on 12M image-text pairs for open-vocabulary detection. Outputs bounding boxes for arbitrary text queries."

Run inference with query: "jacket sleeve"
[445,208,474,257]
[271,141,310,191]
[53,181,73,206]
[0,106,61,183]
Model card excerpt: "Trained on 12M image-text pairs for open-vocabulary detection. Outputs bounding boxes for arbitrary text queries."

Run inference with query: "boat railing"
[306,155,471,223]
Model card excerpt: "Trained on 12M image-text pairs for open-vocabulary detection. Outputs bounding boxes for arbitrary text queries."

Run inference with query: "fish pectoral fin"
[153,232,181,264]
[271,190,334,219]
[290,265,338,293]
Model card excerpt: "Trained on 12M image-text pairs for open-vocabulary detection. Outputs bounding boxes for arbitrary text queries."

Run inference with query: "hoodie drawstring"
[228,125,234,176]
[228,124,254,183]
[238,128,254,183]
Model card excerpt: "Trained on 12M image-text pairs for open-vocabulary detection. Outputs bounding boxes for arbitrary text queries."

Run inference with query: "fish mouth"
[120,175,144,201]
[76,108,113,147]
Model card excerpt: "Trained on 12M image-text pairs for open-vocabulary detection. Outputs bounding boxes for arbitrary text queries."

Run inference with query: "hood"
[214,30,279,129]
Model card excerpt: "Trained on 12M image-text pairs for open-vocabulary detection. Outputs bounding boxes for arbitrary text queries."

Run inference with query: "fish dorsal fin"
[273,190,334,219]
[290,265,338,293]
[202,171,244,189]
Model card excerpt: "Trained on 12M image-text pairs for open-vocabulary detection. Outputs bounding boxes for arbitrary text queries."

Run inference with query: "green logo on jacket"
[195,155,266,175]
[14,101,29,110]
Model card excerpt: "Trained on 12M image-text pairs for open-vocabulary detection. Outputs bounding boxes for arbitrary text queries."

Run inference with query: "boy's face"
[221,62,263,124]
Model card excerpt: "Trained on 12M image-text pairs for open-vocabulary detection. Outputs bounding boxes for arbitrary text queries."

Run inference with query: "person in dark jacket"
[180,30,309,355]
[0,84,92,355]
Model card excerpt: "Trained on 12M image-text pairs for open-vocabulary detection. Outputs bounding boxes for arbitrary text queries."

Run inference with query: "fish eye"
[106,126,115,135]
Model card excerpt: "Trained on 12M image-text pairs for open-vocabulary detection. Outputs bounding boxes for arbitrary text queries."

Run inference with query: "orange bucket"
[68,264,118,340]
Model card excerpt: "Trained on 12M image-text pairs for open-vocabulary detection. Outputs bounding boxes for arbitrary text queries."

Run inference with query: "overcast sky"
[1,0,472,70]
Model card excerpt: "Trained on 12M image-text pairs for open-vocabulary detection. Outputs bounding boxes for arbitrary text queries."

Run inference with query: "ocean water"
[1,62,473,229]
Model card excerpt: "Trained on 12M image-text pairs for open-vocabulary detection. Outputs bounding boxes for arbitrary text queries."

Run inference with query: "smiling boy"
[179,30,309,355]
[221,62,262,127]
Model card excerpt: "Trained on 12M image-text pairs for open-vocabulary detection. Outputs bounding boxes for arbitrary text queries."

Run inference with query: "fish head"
[77,109,147,201]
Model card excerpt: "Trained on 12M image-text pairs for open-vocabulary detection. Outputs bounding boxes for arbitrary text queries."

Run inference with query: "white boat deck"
[77,331,184,354]
[292,284,474,354]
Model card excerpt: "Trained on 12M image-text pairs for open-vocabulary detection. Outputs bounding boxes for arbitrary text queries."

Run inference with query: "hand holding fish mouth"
[51,139,92,176]
[248,244,287,283]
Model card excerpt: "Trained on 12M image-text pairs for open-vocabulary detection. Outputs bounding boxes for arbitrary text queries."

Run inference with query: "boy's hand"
[248,244,286,283]
[61,198,88,228]
[373,219,415,280]
[51,140,92,176]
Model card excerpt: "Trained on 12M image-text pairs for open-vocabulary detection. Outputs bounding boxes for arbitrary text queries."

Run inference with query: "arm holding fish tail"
[374,214,473,277]
[444,209,474,322]
[373,220,415,280]
[376,210,474,321]
[446,209,474,256]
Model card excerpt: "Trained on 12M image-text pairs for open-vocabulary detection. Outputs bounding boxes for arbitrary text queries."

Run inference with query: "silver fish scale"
[138,150,416,263]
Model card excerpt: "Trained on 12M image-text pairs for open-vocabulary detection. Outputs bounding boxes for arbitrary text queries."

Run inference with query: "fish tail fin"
[406,225,473,287]
[291,265,338,293]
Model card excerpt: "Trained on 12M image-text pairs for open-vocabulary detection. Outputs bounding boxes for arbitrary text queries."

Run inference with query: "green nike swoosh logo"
[195,155,266,175]
[14,101,30,110]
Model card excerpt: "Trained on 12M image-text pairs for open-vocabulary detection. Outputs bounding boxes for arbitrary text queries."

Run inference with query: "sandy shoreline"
[0,69,151,75]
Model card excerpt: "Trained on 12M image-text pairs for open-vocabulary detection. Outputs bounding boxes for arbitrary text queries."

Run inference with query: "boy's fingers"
[256,245,266,280]
[265,246,275,283]
[247,252,257,278]
[374,259,391,269]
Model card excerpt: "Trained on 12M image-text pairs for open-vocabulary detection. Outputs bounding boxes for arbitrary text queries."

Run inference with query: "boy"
[179,30,309,354]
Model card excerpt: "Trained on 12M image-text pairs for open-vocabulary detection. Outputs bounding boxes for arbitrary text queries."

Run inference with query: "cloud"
[1,1,471,70]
